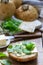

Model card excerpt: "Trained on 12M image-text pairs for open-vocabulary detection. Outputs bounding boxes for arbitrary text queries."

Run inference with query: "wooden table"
[0,18,43,65]
[0,22,43,65]
[0,38,43,65]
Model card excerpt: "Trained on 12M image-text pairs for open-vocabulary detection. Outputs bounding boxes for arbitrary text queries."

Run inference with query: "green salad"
[7,41,35,56]
[1,18,22,35]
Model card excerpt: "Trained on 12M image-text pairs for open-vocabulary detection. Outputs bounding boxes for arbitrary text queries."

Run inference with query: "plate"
[0,39,10,48]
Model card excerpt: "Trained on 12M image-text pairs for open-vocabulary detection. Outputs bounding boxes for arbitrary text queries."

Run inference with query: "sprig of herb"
[26,42,35,51]
[0,52,7,58]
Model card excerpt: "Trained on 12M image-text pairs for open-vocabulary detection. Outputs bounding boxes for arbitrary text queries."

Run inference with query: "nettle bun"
[13,0,22,8]
[15,4,38,21]
[0,1,16,20]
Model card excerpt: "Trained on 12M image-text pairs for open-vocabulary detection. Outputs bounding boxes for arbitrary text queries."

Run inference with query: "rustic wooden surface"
[0,17,43,65]
[0,1,43,65]
[0,38,43,65]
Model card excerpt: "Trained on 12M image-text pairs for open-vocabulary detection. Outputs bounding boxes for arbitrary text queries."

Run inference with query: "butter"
[0,35,6,46]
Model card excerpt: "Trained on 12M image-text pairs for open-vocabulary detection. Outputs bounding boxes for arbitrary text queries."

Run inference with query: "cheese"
[19,20,41,33]
[0,35,6,46]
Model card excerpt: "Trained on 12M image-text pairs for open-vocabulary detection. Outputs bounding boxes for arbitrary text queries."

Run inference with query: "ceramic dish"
[0,39,10,48]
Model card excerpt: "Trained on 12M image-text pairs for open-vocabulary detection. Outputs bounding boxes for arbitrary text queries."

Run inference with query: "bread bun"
[0,2,16,20]
[9,52,38,62]
[7,41,38,62]
[13,0,22,8]
[15,4,38,21]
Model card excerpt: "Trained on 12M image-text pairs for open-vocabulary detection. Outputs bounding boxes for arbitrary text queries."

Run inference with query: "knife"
[22,0,43,6]
[5,33,41,40]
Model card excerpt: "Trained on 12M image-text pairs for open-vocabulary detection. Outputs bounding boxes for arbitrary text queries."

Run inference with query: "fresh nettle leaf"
[26,42,35,51]
[8,45,13,49]
[22,48,31,55]
[7,45,22,53]
[0,59,12,65]
[0,52,7,58]
[7,45,14,53]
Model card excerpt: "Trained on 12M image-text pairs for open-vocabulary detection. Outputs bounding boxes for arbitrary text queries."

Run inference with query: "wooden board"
[14,30,42,40]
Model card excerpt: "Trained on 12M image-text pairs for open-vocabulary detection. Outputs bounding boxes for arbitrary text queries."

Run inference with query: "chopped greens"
[0,52,7,58]
[7,45,14,53]
[7,41,35,56]
[1,18,22,35]
[0,59,12,65]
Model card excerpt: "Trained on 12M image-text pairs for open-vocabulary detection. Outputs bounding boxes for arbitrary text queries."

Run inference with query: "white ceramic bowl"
[0,39,10,48]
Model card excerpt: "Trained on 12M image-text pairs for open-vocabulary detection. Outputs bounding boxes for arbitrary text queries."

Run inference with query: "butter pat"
[0,35,6,46]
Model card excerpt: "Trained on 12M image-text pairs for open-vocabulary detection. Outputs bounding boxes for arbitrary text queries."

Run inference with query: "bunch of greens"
[7,42,35,55]
[1,18,22,35]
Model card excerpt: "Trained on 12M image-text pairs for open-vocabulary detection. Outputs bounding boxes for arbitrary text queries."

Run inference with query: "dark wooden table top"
[0,38,43,65]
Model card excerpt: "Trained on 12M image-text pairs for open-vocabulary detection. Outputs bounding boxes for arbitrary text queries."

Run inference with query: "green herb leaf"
[0,52,7,58]
[26,42,35,51]
[22,48,31,55]
[7,45,14,53]
[1,18,22,35]
[8,45,13,49]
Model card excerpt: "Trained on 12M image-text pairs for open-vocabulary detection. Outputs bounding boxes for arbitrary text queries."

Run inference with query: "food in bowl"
[0,35,6,47]
[15,4,38,21]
